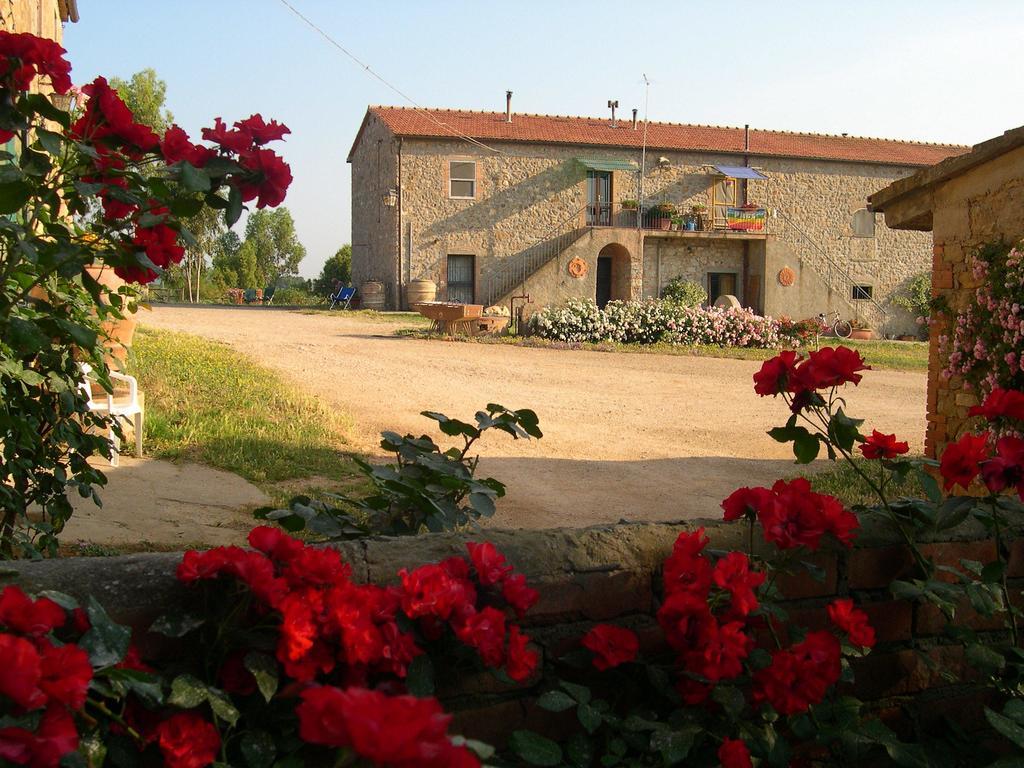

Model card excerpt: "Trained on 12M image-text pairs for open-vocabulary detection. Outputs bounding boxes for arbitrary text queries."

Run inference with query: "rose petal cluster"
[827,598,876,648]
[115,204,186,284]
[753,631,842,715]
[297,686,479,768]
[0,31,72,95]
[721,478,859,550]
[0,587,92,768]
[154,712,221,768]
[969,387,1024,422]
[718,738,753,768]
[753,346,870,407]
[859,430,910,460]
[201,115,293,209]
[581,624,639,671]
[70,76,160,155]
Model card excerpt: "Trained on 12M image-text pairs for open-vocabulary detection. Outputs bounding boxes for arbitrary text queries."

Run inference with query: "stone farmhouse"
[348,100,964,334]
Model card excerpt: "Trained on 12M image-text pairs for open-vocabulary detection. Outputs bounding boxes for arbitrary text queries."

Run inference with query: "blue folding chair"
[329,286,356,310]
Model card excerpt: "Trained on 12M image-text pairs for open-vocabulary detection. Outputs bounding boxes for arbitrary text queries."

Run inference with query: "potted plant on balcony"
[620,199,638,210]
[690,203,707,231]
[652,202,675,230]
[620,199,638,226]
[849,318,875,340]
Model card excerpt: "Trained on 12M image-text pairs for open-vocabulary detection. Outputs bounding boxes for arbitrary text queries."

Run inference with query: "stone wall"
[642,238,745,301]
[0,0,65,41]
[352,127,934,330]
[6,518,1019,745]
[925,144,1024,455]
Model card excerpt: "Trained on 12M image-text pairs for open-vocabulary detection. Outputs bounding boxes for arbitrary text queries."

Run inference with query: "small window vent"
[851,284,873,301]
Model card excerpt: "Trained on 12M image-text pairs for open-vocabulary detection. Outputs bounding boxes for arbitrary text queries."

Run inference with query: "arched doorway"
[596,242,631,308]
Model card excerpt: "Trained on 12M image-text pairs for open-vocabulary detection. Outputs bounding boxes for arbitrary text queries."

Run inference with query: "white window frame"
[449,160,476,199]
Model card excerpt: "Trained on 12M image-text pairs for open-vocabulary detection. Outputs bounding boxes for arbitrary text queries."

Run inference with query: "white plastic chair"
[79,363,143,467]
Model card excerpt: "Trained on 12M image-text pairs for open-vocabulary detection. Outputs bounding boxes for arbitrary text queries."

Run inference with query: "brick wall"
[5,518,1016,745]
[924,144,1024,456]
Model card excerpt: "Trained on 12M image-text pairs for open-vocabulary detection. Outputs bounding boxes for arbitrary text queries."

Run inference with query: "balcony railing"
[586,203,769,234]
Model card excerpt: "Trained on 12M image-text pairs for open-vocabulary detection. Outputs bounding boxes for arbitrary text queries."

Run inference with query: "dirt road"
[140,307,928,529]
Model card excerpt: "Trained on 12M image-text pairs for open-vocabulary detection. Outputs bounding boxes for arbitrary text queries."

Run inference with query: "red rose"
[754,631,841,715]
[0,31,72,94]
[939,432,991,491]
[683,619,752,682]
[501,573,539,618]
[234,114,290,145]
[71,77,159,153]
[161,125,217,168]
[657,590,715,654]
[663,528,712,597]
[0,706,79,768]
[247,525,305,563]
[719,738,753,768]
[796,346,870,389]
[201,117,252,154]
[859,430,910,460]
[466,541,512,586]
[399,562,476,621]
[218,651,258,696]
[827,598,876,648]
[506,625,539,682]
[37,642,92,709]
[721,486,774,522]
[712,552,765,616]
[154,713,220,768]
[969,388,1024,422]
[761,479,858,550]
[235,147,292,209]
[296,686,475,767]
[981,437,1024,499]
[582,624,639,671]
[0,586,65,636]
[0,633,44,710]
[454,607,506,668]
[753,350,801,396]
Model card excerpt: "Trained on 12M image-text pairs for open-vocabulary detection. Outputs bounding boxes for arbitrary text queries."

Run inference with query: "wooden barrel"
[405,279,437,306]
[361,281,385,310]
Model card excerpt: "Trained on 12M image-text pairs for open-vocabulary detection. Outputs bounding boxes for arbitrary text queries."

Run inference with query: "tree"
[109,68,173,133]
[314,245,352,295]
[180,207,227,302]
[242,207,306,287]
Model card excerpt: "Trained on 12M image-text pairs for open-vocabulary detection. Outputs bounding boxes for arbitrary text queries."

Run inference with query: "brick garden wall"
[925,144,1024,457]
[5,519,1019,745]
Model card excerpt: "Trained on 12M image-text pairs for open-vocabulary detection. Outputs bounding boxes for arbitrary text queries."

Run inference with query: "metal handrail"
[482,203,590,307]
[773,208,889,329]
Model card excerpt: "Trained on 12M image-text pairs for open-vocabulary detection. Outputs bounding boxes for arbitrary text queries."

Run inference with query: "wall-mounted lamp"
[382,188,398,207]
[48,92,76,112]
[657,156,671,168]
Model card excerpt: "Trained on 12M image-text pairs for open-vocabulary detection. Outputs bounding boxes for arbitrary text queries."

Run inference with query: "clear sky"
[63,1,1024,279]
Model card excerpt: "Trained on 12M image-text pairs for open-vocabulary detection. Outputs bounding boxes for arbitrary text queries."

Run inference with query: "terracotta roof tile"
[366,106,966,167]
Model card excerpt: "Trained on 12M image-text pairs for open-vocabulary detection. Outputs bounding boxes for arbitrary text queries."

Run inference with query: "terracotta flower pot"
[849,328,874,340]
[86,264,137,370]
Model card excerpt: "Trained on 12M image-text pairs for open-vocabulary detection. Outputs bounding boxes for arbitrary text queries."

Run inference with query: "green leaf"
[918,470,943,504]
[564,732,594,768]
[981,560,1006,584]
[35,129,64,156]
[986,707,1024,750]
[206,686,240,726]
[508,730,563,766]
[240,731,276,768]
[37,590,78,610]
[967,643,1007,674]
[149,610,206,638]
[711,684,746,717]
[405,654,434,697]
[180,163,212,192]
[536,690,577,712]
[577,702,603,734]
[168,674,209,709]
[831,408,864,452]
[650,725,701,764]
[793,429,821,463]
[559,681,592,704]
[55,319,98,349]
[24,93,71,127]
[168,196,204,218]
[79,596,131,667]
[244,652,278,703]
[226,184,243,227]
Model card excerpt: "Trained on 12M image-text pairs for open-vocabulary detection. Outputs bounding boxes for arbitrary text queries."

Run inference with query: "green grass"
[800,456,926,507]
[394,330,929,372]
[129,328,362,490]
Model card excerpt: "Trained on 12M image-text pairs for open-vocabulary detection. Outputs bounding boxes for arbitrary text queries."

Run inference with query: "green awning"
[576,158,638,172]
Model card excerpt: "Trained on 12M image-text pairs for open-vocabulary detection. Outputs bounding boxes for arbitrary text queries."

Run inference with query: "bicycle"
[817,309,853,339]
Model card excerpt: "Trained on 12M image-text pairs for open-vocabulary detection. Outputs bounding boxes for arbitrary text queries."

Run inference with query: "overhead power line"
[275,0,503,155]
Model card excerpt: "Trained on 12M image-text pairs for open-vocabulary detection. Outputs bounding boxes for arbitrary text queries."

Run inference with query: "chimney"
[608,99,619,128]
[505,90,513,123]
[632,108,638,130]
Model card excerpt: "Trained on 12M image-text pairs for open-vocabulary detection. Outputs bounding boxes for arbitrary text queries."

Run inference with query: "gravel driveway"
[140,307,928,529]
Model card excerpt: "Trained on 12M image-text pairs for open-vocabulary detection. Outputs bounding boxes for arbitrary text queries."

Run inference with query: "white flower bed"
[529,298,781,348]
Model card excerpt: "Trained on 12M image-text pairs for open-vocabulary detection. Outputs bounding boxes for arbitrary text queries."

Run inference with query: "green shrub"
[273,286,322,306]
[893,272,932,320]
[660,277,707,307]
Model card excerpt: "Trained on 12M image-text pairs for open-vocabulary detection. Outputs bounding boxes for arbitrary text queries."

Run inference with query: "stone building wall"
[349,113,400,305]
[0,0,65,41]
[925,144,1024,455]
[353,124,935,327]
[641,238,745,300]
